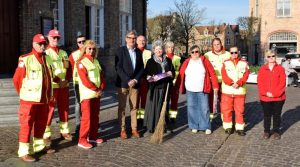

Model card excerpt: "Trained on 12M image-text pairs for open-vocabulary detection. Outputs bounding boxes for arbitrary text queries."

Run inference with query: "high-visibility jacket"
[142,49,152,68]
[170,55,181,84]
[78,57,102,102]
[205,51,230,83]
[19,54,53,102]
[46,47,69,88]
[221,59,249,95]
[70,49,81,85]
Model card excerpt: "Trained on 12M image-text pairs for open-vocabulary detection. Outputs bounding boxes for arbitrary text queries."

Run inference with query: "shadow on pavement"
[281,105,300,134]
[244,101,264,132]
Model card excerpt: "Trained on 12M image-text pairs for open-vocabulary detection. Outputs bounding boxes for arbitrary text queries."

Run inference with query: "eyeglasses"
[87,48,96,51]
[267,55,275,58]
[52,37,60,40]
[126,36,136,40]
[230,52,238,54]
[77,40,85,44]
[191,50,199,54]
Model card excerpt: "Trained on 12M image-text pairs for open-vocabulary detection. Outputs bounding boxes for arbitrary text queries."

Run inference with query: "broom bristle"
[150,102,167,144]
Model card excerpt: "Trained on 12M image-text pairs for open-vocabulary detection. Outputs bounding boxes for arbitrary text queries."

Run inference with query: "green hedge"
[249,65,260,74]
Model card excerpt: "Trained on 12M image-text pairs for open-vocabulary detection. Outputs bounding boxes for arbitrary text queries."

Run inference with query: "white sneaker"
[205,129,212,135]
[191,129,198,133]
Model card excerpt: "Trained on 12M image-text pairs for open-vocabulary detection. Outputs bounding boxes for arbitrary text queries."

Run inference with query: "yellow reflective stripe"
[223,122,233,130]
[137,109,145,119]
[59,121,70,133]
[43,126,51,138]
[168,110,178,118]
[33,137,45,152]
[235,123,245,130]
[18,142,30,157]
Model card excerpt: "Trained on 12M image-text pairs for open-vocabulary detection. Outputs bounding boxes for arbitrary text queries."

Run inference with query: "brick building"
[249,0,300,63]
[0,0,147,82]
[190,24,244,54]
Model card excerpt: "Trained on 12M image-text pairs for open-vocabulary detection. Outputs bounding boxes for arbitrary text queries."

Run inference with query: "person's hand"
[166,71,173,77]
[232,83,239,89]
[59,80,68,88]
[266,92,273,97]
[128,79,136,87]
[97,90,103,97]
[213,89,218,95]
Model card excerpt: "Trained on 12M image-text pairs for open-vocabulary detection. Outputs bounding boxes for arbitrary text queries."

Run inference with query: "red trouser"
[220,94,245,125]
[139,78,148,109]
[47,87,69,125]
[209,83,222,113]
[19,101,49,143]
[79,98,100,143]
[170,86,179,110]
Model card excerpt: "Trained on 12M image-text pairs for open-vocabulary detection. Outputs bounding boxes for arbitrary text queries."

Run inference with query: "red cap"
[33,34,46,43]
[48,29,61,37]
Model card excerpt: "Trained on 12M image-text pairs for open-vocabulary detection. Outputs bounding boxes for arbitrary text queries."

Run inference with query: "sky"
[148,0,249,25]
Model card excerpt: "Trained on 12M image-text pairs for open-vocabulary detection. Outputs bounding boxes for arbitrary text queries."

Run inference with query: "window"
[255,0,259,17]
[119,0,132,45]
[226,38,230,45]
[50,0,64,45]
[269,32,297,42]
[277,0,291,17]
[85,0,104,47]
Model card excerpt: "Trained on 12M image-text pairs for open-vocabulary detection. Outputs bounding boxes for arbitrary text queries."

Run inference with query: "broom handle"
[164,83,170,102]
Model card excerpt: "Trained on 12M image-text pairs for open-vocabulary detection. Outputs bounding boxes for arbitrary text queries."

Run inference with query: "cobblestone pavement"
[1,84,300,167]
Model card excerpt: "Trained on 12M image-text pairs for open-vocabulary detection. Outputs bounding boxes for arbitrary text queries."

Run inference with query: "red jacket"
[257,63,286,102]
[176,56,219,94]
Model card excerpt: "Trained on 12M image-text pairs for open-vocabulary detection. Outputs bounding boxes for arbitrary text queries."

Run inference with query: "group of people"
[13,30,105,162]
[13,29,288,162]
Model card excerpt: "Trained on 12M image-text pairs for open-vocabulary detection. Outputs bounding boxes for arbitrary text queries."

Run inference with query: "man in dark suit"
[115,30,144,140]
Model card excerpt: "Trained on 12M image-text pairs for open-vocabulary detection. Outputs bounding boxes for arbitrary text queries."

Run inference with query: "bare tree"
[172,0,206,57]
[236,11,260,63]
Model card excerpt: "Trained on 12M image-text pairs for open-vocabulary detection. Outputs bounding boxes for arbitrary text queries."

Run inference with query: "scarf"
[153,54,168,73]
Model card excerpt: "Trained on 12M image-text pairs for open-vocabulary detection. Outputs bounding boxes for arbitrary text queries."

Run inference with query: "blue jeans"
[186,90,210,130]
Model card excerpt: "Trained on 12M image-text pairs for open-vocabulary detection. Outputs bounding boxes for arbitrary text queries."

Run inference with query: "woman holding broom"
[176,45,219,134]
[144,40,175,133]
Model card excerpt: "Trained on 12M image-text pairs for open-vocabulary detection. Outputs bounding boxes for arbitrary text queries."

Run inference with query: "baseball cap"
[48,29,61,37]
[33,34,46,43]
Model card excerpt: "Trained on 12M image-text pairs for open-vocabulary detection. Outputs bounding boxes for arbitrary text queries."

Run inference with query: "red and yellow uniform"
[44,46,72,140]
[204,49,230,115]
[137,48,151,119]
[220,58,250,130]
[166,52,181,119]
[13,48,52,157]
[77,54,105,145]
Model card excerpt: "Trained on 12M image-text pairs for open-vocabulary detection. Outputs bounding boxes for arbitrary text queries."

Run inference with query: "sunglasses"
[126,36,136,40]
[267,55,275,58]
[77,40,85,44]
[52,37,60,40]
[230,52,238,54]
[37,42,46,46]
[191,50,199,54]
[87,48,96,51]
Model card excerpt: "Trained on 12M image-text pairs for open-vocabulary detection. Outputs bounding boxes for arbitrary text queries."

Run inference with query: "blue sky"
[148,0,249,25]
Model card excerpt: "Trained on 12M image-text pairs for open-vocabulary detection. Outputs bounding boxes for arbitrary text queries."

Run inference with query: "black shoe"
[236,130,246,136]
[273,132,281,140]
[225,128,233,134]
[263,132,270,139]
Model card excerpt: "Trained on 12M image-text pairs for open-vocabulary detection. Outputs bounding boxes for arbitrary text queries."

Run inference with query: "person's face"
[77,37,86,49]
[190,48,200,59]
[136,36,146,48]
[212,40,222,52]
[230,47,239,59]
[48,36,60,47]
[154,46,163,57]
[33,42,46,53]
[166,46,174,54]
[125,34,137,48]
[85,45,96,57]
[266,54,276,63]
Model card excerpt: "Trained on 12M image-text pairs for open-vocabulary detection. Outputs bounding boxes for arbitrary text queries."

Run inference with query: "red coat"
[176,56,219,94]
[257,63,286,102]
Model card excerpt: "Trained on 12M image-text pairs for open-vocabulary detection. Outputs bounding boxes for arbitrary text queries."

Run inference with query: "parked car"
[285,53,300,70]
